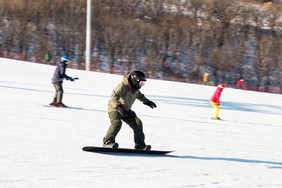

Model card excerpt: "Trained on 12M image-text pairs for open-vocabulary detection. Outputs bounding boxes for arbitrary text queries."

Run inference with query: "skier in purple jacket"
[50,56,78,107]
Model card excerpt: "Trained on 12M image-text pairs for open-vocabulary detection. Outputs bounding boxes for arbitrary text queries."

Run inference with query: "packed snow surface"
[1,58,282,188]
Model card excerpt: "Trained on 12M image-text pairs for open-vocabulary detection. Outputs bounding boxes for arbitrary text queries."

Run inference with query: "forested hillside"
[0,0,281,90]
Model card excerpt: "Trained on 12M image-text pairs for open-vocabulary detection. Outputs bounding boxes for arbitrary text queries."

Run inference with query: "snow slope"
[1,57,282,188]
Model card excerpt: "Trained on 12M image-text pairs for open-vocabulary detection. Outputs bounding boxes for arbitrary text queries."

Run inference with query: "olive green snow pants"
[103,110,145,145]
[53,83,64,103]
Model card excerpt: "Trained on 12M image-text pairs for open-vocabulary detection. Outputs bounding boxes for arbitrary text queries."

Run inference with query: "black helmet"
[130,70,147,89]
[131,70,146,81]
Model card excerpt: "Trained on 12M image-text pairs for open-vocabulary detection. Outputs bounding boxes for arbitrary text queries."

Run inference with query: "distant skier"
[50,56,78,107]
[203,72,209,85]
[103,70,157,150]
[210,84,225,120]
[45,52,51,65]
[237,79,244,89]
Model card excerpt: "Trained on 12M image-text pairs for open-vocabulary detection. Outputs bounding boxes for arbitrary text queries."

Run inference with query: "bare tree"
[205,0,242,47]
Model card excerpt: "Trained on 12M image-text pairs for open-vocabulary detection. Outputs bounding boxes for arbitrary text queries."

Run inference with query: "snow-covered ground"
[1,57,282,188]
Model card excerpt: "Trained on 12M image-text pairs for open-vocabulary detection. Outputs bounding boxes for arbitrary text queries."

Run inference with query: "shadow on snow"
[1,84,281,116]
[95,152,282,168]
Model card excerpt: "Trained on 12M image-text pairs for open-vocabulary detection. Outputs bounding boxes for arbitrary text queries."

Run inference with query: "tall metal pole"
[86,0,92,71]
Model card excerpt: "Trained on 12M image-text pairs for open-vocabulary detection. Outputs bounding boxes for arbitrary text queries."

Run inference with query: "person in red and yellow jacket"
[210,84,225,120]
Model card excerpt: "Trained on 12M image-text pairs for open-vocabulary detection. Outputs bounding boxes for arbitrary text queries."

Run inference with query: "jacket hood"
[122,73,130,85]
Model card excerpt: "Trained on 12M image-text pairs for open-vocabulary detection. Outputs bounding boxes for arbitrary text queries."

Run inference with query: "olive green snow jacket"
[108,73,148,113]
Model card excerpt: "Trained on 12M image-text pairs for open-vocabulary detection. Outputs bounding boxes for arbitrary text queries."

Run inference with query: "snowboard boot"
[134,142,151,151]
[211,117,221,120]
[50,102,57,106]
[103,140,119,149]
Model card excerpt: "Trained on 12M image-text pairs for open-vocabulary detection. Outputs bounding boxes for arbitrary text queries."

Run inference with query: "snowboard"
[82,146,174,155]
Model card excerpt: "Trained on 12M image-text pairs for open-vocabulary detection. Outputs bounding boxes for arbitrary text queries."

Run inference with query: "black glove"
[144,100,157,109]
[70,77,79,81]
[116,105,129,118]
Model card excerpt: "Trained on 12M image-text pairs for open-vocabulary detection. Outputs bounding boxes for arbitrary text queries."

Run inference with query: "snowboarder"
[103,70,157,150]
[50,56,78,107]
[210,84,225,120]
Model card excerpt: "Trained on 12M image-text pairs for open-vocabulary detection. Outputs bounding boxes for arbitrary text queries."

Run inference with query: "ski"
[43,105,83,110]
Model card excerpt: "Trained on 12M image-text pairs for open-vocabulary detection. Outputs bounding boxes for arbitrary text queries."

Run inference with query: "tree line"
[0,0,281,90]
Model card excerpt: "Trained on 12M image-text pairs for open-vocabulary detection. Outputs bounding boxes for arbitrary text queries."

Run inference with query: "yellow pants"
[210,101,220,118]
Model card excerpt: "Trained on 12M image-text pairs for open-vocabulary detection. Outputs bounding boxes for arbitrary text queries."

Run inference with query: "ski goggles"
[139,80,146,87]
[61,60,69,64]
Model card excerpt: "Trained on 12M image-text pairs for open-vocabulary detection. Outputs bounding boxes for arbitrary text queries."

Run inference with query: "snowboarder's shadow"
[92,153,282,168]
[167,155,282,168]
